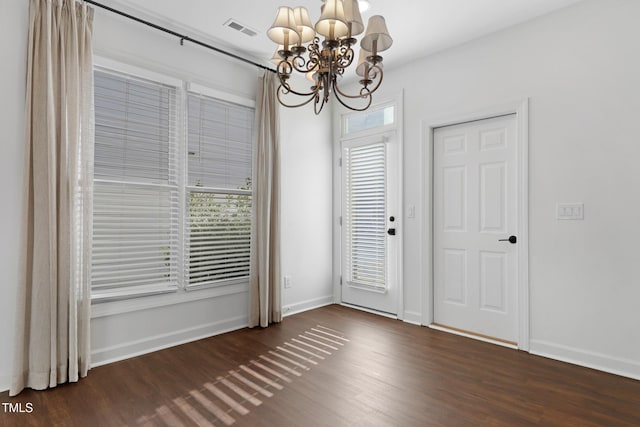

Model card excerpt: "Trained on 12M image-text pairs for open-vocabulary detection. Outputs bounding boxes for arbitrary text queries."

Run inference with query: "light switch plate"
[557,203,584,220]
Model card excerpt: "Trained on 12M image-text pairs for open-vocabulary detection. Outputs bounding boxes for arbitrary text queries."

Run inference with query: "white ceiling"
[100,0,583,71]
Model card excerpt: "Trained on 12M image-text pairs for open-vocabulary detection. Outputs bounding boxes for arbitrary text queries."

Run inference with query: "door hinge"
[339,157,342,167]
[339,216,342,226]
[339,276,342,285]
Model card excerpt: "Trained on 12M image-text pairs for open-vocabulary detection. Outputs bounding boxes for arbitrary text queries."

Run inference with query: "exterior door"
[341,135,399,315]
[433,115,519,343]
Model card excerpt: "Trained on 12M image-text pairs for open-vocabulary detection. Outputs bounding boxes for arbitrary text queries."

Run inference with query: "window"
[91,66,254,301]
[343,104,395,136]
[92,69,179,300]
[186,92,253,289]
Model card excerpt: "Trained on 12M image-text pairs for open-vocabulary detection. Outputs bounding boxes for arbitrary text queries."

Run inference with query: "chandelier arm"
[332,64,384,100]
[276,65,321,98]
[290,55,317,74]
[333,81,370,100]
[332,80,373,112]
[276,58,323,87]
[277,84,319,109]
[313,94,327,115]
[290,37,321,74]
[276,61,320,99]
[278,80,321,98]
[333,75,380,103]
[276,60,292,78]
[362,64,384,94]
[366,65,383,81]
[336,45,355,69]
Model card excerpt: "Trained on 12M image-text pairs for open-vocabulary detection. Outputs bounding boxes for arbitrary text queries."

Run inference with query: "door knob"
[498,235,517,244]
[387,228,396,236]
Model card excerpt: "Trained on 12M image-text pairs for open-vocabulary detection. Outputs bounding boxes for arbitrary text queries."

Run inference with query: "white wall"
[0,0,29,393]
[367,0,640,378]
[0,0,333,391]
[280,97,334,315]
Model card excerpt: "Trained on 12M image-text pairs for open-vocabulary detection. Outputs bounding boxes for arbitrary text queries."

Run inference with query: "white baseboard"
[283,295,334,317]
[530,339,640,381]
[403,310,422,326]
[91,315,248,368]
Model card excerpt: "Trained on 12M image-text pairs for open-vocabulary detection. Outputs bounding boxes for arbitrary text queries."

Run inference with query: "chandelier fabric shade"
[293,7,315,44]
[361,15,393,52]
[314,0,349,39]
[343,0,365,36]
[267,0,393,114]
[267,7,300,46]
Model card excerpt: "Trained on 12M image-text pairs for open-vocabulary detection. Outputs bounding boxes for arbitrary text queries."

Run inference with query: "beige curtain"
[11,0,94,396]
[249,72,281,327]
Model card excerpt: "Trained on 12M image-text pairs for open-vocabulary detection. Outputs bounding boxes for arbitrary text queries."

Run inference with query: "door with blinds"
[341,135,399,315]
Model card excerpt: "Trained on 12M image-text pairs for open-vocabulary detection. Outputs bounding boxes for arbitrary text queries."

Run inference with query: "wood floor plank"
[228,371,274,398]
[155,405,186,427]
[216,377,262,407]
[1,304,639,426]
[202,382,249,416]
[267,350,310,370]
[258,355,302,377]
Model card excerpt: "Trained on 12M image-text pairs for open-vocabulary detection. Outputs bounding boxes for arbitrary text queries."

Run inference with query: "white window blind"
[92,69,179,300]
[344,143,387,289]
[186,92,253,288]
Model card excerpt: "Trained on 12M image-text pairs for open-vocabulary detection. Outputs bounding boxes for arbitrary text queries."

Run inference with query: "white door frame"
[332,92,404,319]
[340,132,400,315]
[421,99,530,351]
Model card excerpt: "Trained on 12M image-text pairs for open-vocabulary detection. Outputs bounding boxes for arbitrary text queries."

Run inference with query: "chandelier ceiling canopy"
[267,0,393,114]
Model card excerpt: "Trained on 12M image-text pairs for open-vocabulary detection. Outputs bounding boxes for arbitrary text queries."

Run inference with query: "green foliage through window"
[187,178,252,286]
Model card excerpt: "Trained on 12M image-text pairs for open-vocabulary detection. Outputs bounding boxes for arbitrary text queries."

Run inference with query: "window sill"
[91,283,179,304]
[91,282,249,319]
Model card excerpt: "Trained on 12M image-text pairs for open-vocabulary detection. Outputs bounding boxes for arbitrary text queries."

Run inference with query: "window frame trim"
[90,56,256,308]
[188,82,256,109]
[95,56,184,88]
[91,64,182,302]
[184,89,254,290]
[341,100,397,139]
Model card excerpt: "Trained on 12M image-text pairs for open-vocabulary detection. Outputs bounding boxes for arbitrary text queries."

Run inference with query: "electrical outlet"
[557,203,584,220]
[283,275,292,289]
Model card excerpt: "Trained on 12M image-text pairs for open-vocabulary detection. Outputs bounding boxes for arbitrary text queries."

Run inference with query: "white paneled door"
[341,135,399,315]
[433,115,519,344]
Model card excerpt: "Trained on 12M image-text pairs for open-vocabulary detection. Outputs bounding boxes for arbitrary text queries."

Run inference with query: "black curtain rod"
[84,0,276,73]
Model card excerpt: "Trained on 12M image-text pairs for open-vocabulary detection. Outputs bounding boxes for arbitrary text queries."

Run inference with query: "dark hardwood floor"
[1,304,639,426]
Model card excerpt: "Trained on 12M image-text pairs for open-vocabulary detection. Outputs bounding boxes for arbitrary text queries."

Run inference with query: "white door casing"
[433,114,520,344]
[341,134,399,315]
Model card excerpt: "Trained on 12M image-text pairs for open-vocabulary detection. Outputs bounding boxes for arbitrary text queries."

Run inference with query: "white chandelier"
[267,0,393,114]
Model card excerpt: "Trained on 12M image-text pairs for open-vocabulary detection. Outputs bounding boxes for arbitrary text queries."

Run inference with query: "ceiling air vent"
[224,19,258,37]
